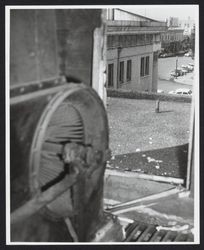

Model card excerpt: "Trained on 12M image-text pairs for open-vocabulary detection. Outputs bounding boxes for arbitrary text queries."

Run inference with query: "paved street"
[158,56,194,93]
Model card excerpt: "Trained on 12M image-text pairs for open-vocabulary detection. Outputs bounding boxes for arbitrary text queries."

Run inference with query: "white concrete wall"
[153,42,161,52]
[114,9,149,22]
[107,45,154,92]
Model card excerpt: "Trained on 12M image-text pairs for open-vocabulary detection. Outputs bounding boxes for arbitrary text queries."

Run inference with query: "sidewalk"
[173,72,194,86]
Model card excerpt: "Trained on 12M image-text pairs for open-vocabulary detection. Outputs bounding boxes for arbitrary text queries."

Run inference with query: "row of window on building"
[107,56,150,87]
[107,34,153,49]
[161,33,184,42]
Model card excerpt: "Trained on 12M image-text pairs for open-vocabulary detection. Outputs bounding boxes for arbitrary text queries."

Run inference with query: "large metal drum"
[10,81,109,241]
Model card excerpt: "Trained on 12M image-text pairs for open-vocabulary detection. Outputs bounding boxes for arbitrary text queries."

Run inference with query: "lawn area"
[107,97,192,156]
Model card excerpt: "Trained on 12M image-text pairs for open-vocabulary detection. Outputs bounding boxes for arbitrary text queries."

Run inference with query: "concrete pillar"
[152,51,159,92]
[92,26,107,105]
[55,9,102,86]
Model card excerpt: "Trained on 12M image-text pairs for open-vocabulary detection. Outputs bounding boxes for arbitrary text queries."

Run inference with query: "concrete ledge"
[105,169,184,185]
[104,169,179,204]
[106,187,180,214]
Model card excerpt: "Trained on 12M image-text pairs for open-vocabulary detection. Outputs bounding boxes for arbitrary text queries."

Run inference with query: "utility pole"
[155,100,160,113]
[175,56,178,79]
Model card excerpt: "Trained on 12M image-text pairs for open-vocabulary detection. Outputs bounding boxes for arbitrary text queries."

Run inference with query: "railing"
[107,20,167,27]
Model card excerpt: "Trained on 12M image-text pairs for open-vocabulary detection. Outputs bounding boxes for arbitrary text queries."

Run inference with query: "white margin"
[5,6,10,245]
[193,5,200,244]
[5,4,199,245]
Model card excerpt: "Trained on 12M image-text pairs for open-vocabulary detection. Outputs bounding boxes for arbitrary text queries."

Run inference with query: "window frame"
[140,57,145,77]
[126,59,132,81]
[145,56,150,76]
[119,61,124,83]
[108,63,114,87]
[140,56,150,77]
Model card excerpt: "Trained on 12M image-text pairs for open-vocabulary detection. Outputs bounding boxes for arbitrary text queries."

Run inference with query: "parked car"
[181,68,188,75]
[157,89,164,93]
[159,53,168,58]
[184,52,192,57]
[170,71,179,77]
[177,68,184,76]
[168,90,176,94]
[176,89,192,95]
[170,68,184,77]
[169,88,192,96]
[187,63,194,71]
[188,63,194,67]
[181,65,190,73]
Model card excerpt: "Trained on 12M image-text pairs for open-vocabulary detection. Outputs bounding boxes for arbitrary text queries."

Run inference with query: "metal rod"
[11,172,78,225]
[161,230,173,242]
[105,169,184,185]
[149,230,160,242]
[174,232,183,242]
[64,217,79,242]
[137,225,154,242]
[124,224,140,242]
[175,57,178,79]
[106,187,180,214]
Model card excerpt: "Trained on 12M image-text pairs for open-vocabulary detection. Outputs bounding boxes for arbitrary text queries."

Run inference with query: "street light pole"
[175,56,178,79]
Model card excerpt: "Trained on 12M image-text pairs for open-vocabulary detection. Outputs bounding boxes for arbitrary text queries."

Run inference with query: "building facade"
[161,28,184,43]
[106,9,167,92]
[161,27,185,53]
[168,17,179,27]
[161,28,184,44]
[179,17,195,36]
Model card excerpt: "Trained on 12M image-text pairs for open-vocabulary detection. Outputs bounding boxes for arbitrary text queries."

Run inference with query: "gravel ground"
[107,98,192,178]
[107,144,188,178]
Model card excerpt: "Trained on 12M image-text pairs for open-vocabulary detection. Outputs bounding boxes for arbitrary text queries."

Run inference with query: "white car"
[168,89,192,96]
[187,63,194,71]
[157,89,164,93]
[168,90,176,94]
[184,52,192,57]
[181,65,190,73]
[181,68,188,74]
[175,88,192,95]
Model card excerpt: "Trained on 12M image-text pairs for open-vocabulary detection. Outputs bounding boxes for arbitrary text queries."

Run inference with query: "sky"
[120,5,198,22]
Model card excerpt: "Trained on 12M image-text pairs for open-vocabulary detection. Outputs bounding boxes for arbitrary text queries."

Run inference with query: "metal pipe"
[175,56,178,79]
[106,187,181,214]
[105,169,184,185]
[11,171,79,225]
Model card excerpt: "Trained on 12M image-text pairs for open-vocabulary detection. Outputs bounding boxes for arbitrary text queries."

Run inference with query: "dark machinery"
[10,9,123,242]
[11,80,113,242]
